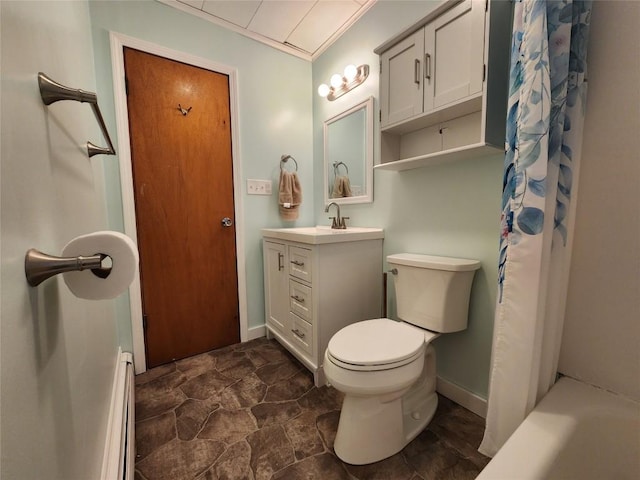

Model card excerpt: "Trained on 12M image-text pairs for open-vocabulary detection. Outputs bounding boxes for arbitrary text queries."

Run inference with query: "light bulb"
[330,73,344,89]
[344,64,358,82]
[317,83,330,97]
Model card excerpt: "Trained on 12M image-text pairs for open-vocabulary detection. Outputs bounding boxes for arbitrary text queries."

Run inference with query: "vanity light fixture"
[318,64,369,101]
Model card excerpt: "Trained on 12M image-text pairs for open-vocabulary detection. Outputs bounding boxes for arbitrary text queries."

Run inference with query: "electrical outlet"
[247,179,272,195]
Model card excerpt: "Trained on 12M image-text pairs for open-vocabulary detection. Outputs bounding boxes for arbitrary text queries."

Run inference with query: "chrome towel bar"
[25,249,112,287]
[38,72,116,157]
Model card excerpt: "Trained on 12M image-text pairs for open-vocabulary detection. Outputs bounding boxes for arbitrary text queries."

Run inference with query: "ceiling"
[160,0,376,60]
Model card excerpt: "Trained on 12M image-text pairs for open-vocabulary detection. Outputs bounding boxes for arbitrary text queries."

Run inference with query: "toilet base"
[333,346,438,465]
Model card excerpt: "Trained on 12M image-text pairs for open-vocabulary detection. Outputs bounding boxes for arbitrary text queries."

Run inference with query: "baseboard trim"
[436,376,487,418]
[101,349,134,480]
[247,325,266,341]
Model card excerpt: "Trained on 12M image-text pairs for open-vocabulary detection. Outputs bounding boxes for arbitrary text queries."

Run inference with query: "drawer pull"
[291,328,306,339]
[278,252,284,271]
[290,260,305,267]
[290,295,305,303]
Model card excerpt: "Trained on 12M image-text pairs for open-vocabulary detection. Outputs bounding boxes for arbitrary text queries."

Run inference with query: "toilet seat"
[327,318,429,372]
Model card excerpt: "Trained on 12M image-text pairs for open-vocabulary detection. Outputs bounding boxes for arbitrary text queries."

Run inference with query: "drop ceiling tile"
[248,1,315,43]
[202,0,261,28]
[177,0,204,8]
[286,0,361,54]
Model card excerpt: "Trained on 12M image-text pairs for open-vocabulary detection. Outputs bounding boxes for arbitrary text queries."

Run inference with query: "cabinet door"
[424,0,485,110]
[380,28,425,127]
[264,241,289,334]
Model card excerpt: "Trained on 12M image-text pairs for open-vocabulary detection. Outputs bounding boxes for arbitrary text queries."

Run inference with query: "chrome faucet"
[325,202,349,229]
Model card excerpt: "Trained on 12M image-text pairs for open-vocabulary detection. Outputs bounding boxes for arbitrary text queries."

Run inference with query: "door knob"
[221,217,233,227]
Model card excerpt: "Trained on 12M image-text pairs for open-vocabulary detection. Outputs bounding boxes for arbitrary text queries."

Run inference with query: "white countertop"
[262,226,384,245]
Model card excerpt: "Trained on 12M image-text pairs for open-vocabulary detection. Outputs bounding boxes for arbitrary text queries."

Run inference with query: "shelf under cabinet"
[375,142,503,171]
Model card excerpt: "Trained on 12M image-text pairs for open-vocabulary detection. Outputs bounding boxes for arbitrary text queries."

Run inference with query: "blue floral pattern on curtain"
[498,0,592,301]
[481,0,592,457]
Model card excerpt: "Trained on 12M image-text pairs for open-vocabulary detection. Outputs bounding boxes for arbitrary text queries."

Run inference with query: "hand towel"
[279,170,302,220]
[332,175,353,198]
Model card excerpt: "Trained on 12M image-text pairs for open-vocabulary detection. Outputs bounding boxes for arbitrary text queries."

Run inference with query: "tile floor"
[134,337,489,480]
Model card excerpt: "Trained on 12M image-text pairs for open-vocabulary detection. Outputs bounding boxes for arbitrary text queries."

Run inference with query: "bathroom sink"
[262,226,384,244]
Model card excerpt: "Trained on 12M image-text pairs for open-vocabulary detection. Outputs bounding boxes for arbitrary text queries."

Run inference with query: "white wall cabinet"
[376,0,512,171]
[380,0,485,127]
[262,234,383,386]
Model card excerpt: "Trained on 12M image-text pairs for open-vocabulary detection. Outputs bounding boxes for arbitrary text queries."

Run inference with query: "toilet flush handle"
[388,268,398,275]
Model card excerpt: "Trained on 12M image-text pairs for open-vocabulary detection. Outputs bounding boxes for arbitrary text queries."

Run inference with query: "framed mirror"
[324,96,374,205]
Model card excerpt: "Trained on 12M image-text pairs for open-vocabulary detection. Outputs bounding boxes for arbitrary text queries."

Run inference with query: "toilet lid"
[327,318,427,368]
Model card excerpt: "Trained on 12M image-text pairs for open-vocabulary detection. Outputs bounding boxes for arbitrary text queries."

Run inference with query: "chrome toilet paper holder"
[25,249,112,287]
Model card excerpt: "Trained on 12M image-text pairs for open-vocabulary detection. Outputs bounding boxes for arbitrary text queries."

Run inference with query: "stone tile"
[176,352,218,379]
[264,369,314,402]
[218,356,258,381]
[136,438,225,480]
[213,350,250,372]
[255,360,302,385]
[135,362,177,386]
[247,425,295,480]
[180,370,236,400]
[136,371,188,421]
[134,469,147,480]
[135,411,176,461]
[199,408,257,445]
[176,398,219,441]
[345,452,414,480]
[272,453,351,480]
[403,429,483,480]
[297,385,344,416]
[198,440,253,480]
[246,341,295,367]
[219,373,267,409]
[429,401,488,469]
[251,400,302,428]
[234,336,270,352]
[316,410,340,450]
[283,411,325,460]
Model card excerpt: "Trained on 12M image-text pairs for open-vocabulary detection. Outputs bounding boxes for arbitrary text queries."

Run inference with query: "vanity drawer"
[289,246,312,283]
[289,279,312,323]
[289,313,313,357]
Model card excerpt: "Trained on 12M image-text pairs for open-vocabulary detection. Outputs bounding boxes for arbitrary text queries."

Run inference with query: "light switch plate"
[247,179,272,195]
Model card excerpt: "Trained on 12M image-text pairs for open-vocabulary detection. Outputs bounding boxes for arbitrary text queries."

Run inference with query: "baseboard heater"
[102,349,135,480]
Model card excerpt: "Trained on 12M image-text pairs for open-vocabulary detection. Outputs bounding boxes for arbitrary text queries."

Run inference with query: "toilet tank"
[387,253,481,333]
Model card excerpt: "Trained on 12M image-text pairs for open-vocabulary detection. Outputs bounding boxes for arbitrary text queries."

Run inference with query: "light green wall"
[1,2,118,477]
[89,0,501,397]
[88,0,314,349]
[312,1,502,398]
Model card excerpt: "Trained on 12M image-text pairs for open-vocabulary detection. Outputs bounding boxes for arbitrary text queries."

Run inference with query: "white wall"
[1,1,119,478]
[559,1,640,400]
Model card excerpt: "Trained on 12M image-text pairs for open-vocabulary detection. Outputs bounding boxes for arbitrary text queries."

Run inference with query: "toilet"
[323,253,481,465]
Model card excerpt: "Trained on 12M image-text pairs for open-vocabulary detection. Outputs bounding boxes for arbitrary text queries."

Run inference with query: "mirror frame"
[323,96,374,205]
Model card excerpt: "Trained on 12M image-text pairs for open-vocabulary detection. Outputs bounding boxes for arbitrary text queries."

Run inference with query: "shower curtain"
[479,0,592,457]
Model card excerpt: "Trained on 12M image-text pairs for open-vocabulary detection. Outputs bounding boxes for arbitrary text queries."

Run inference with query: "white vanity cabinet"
[375,0,512,171]
[262,227,384,386]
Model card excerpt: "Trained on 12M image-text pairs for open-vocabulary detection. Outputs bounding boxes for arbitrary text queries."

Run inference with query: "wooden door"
[124,48,239,368]
[425,0,485,110]
[380,28,425,127]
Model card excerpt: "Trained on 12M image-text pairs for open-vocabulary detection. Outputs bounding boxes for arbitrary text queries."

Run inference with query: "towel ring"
[333,161,349,176]
[280,154,298,172]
